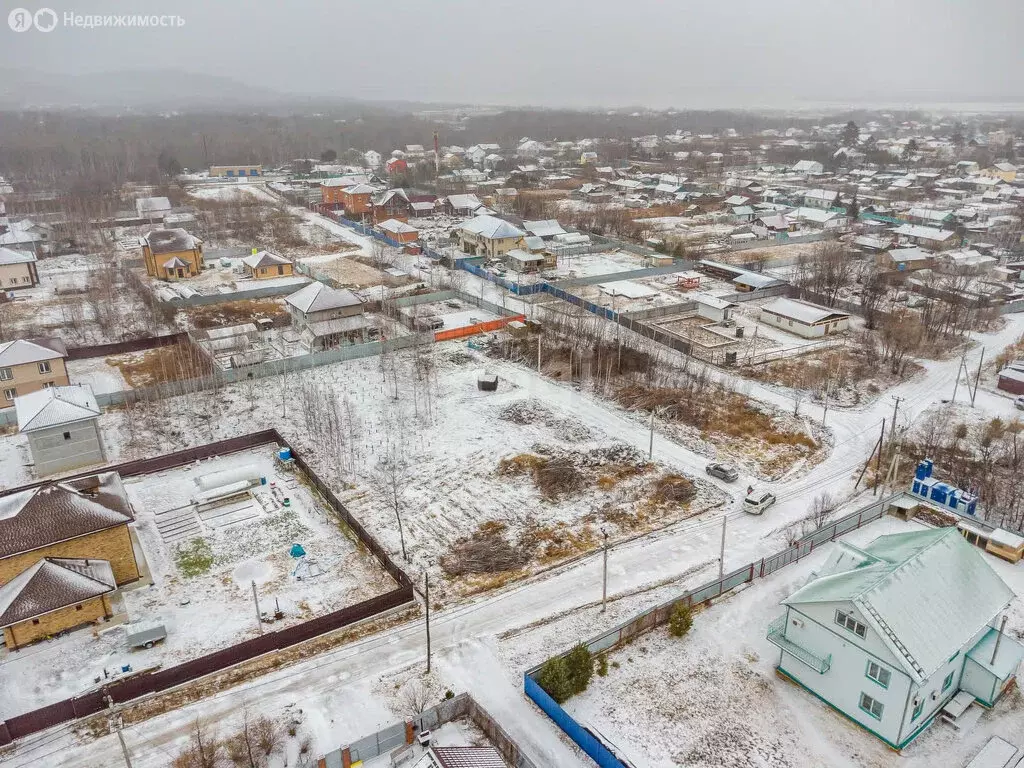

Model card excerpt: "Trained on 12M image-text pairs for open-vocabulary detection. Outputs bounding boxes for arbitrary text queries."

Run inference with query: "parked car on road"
[743,488,777,515]
[1015,396,1024,411]
[705,462,739,482]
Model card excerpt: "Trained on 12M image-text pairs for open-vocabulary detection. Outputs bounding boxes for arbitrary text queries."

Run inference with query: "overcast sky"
[3,0,1024,108]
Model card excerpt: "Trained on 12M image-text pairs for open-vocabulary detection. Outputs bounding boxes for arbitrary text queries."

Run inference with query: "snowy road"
[18,187,1023,767]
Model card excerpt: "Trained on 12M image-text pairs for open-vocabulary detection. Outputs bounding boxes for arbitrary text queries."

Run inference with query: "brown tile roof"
[0,473,134,559]
[0,558,115,627]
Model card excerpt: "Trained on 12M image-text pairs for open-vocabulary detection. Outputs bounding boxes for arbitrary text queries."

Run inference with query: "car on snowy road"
[743,488,777,515]
[705,462,739,482]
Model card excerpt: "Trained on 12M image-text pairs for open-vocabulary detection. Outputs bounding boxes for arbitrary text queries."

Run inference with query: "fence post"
[340,748,350,768]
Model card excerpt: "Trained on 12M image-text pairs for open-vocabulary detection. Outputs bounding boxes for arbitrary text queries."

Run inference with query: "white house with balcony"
[767,528,1023,750]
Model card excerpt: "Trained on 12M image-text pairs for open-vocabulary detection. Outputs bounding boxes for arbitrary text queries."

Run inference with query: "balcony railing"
[767,615,832,674]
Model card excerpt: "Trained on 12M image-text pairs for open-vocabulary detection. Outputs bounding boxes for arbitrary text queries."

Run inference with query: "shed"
[997,361,1024,396]
[15,385,106,476]
[693,293,738,323]
[759,297,851,339]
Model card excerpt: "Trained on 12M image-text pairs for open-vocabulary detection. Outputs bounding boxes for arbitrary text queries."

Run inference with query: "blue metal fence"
[523,676,627,768]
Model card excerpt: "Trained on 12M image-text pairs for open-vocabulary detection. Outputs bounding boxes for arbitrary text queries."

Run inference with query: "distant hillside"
[0,68,287,110]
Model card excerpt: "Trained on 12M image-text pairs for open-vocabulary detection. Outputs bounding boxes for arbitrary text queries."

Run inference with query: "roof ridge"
[854,528,954,600]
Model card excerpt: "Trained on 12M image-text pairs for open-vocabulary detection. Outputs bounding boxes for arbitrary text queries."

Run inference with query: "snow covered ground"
[66,356,130,394]
[0,446,395,717]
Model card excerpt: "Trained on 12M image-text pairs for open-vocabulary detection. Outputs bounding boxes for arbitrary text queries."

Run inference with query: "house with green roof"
[767,528,1023,749]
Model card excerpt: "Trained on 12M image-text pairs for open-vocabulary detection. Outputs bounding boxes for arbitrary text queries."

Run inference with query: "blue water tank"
[279,447,292,461]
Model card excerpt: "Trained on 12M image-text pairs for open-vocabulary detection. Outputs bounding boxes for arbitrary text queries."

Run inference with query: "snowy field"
[0,446,396,718]
[554,515,1024,768]
[66,355,130,394]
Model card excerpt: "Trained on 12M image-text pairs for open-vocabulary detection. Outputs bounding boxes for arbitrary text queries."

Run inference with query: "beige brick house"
[0,558,116,648]
[0,472,140,588]
[0,338,70,407]
[0,246,39,290]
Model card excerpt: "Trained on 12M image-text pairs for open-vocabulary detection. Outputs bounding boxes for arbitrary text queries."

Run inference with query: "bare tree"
[376,429,413,562]
[173,719,224,768]
[808,491,837,529]
[398,680,431,717]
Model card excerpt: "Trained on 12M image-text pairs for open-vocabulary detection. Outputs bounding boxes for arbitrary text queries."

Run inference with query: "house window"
[75,604,83,611]
[0,367,12,381]
[42,381,55,389]
[3,388,15,401]
[859,692,884,720]
[63,431,71,440]
[226,170,234,177]
[835,609,867,639]
[251,169,258,176]
[32,619,40,625]
[942,672,954,692]
[911,697,924,721]
[866,661,891,688]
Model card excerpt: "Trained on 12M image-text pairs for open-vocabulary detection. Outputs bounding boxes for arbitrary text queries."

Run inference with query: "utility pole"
[951,354,966,403]
[889,396,905,456]
[648,409,655,460]
[251,580,263,635]
[537,336,542,372]
[971,347,985,407]
[425,572,432,673]
[601,529,609,613]
[114,716,134,768]
[873,419,886,496]
[855,418,884,491]
[718,515,727,579]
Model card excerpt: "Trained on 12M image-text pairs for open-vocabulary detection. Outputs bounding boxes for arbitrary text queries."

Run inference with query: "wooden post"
[338,749,349,768]
[405,721,415,745]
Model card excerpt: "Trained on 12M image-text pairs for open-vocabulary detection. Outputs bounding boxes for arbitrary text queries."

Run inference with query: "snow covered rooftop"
[135,196,171,217]
[459,215,525,240]
[522,219,567,238]
[0,338,66,367]
[15,385,101,433]
[760,297,849,325]
[144,228,201,254]
[285,281,363,314]
[378,218,417,235]
[419,746,506,768]
[0,246,37,265]
[0,558,115,628]
[0,473,134,559]
[784,528,1014,684]
[242,250,290,269]
[892,224,955,242]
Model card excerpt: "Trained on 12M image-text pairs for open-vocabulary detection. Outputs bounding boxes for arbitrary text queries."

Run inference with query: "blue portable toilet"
[915,459,933,481]
[290,543,306,558]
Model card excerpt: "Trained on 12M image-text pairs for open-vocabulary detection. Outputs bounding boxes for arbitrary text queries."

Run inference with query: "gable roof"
[892,224,956,242]
[242,251,290,269]
[459,215,525,240]
[377,219,417,235]
[760,297,849,325]
[144,228,201,255]
[0,473,134,559]
[0,339,66,367]
[803,188,839,202]
[342,183,377,196]
[444,194,483,211]
[522,219,567,238]
[372,188,410,207]
[784,528,1014,684]
[16,385,101,432]
[135,196,171,216]
[0,558,115,628]
[285,281,362,314]
[0,246,37,266]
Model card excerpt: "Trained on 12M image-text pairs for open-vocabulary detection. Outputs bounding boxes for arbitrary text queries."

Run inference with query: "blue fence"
[523,676,627,768]
[542,284,618,320]
[329,212,447,262]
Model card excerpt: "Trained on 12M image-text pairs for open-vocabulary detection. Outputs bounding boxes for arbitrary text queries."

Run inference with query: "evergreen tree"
[841,120,859,147]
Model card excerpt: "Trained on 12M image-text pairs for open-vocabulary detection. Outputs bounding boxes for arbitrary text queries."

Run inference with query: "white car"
[743,488,777,515]
[1015,396,1024,411]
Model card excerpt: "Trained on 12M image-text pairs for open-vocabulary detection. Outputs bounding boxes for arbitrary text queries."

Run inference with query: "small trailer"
[125,621,167,650]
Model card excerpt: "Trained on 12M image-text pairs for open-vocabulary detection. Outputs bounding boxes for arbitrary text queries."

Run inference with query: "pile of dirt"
[497,442,650,501]
[499,399,593,442]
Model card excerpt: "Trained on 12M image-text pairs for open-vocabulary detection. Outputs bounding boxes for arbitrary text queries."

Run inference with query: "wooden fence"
[0,430,413,746]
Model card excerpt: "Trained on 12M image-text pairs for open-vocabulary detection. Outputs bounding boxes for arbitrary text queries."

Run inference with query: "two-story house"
[142,228,204,280]
[0,338,70,406]
[456,215,525,259]
[371,189,413,222]
[284,281,370,350]
[0,246,39,290]
[767,528,1022,750]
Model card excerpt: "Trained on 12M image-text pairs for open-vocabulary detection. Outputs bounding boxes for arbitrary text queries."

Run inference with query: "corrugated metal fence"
[523,494,896,768]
